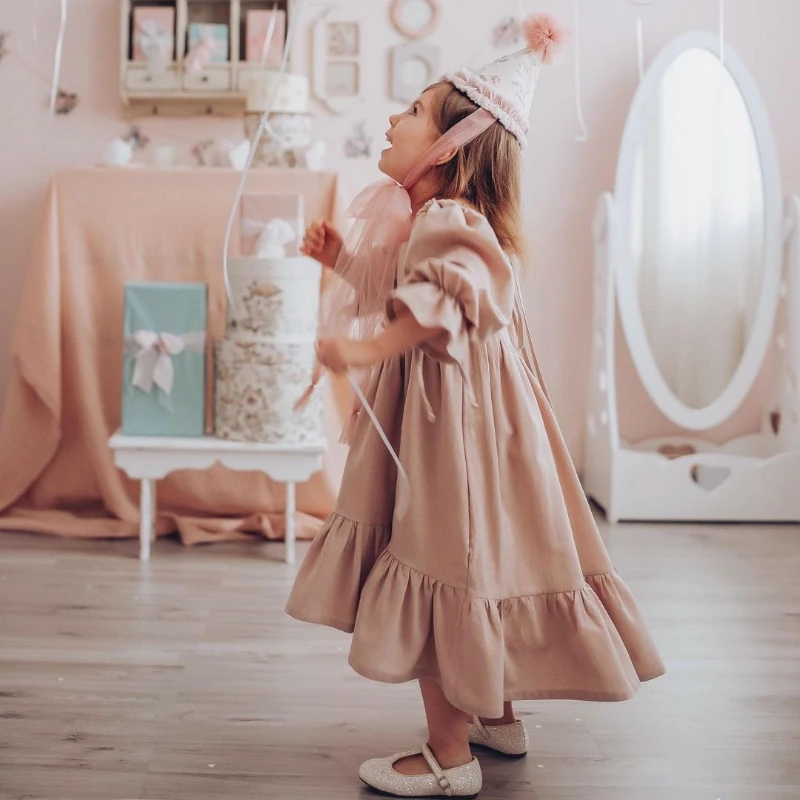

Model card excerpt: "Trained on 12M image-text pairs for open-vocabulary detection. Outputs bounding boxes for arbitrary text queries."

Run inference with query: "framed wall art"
[312,10,363,114]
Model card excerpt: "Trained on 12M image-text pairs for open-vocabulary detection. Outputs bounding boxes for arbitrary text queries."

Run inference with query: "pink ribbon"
[130,330,205,396]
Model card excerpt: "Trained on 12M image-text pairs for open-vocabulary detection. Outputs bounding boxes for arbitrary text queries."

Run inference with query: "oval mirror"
[615,32,783,430]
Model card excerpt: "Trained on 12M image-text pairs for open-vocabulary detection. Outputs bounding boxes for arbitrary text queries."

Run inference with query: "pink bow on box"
[240,217,297,258]
[130,330,205,396]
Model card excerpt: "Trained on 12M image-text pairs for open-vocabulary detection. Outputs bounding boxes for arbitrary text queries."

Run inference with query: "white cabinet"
[182,65,232,92]
[125,64,181,93]
[120,0,298,116]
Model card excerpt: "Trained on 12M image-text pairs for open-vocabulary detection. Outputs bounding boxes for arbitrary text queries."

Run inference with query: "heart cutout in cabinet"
[690,464,731,491]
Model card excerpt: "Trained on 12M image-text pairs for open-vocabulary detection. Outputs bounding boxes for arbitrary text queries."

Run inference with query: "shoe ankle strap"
[421,744,452,796]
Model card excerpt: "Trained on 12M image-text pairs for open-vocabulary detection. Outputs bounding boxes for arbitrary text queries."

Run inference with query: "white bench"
[109,432,326,564]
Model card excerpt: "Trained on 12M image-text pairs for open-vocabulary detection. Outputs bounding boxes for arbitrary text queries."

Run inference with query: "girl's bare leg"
[393,678,473,776]
[480,701,516,726]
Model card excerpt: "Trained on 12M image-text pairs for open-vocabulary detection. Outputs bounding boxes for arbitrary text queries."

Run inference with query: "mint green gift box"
[187,22,230,63]
[122,283,207,437]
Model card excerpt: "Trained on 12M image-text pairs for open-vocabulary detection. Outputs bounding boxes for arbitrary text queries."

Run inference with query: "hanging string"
[718,0,725,67]
[635,13,644,84]
[33,0,40,43]
[622,0,655,86]
[348,376,410,517]
[48,0,68,121]
[254,2,289,147]
[573,0,588,141]
[258,2,279,65]
[221,0,306,305]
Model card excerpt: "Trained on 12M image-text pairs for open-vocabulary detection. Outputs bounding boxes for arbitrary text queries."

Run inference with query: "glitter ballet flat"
[467,717,529,757]
[358,743,482,798]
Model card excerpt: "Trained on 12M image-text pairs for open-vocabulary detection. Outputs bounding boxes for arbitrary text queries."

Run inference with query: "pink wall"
[1,0,798,465]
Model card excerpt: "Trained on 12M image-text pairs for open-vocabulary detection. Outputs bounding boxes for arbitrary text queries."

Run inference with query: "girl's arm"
[316,309,434,374]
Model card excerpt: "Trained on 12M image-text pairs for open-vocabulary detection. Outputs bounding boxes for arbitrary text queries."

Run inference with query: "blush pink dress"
[286,199,664,718]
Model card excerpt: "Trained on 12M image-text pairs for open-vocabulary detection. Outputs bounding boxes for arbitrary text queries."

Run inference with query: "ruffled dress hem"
[286,514,665,718]
[284,513,391,635]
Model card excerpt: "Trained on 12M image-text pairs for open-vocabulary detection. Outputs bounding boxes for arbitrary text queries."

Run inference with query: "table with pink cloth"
[0,167,349,546]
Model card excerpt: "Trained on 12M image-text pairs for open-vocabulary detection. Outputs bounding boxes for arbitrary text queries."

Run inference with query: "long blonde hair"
[428,82,526,261]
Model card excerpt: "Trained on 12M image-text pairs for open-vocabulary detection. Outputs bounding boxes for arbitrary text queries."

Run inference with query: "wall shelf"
[120,0,296,117]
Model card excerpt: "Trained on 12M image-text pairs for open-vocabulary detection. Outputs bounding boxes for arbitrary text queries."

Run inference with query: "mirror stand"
[583,192,800,523]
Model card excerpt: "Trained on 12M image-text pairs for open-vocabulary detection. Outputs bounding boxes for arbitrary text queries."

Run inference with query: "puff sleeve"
[386,200,515,366]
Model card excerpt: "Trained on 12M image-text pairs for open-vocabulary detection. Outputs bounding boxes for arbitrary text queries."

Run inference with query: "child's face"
[379,86,442,184]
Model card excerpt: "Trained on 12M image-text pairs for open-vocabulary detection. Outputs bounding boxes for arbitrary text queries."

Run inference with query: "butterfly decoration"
[492,17,522,50]
[344,121,371,159]
[126,125,150,150]
[55,88,78,114]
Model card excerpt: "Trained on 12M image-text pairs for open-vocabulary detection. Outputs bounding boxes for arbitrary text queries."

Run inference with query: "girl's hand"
[316,337,381,374]
[300,220,343,269]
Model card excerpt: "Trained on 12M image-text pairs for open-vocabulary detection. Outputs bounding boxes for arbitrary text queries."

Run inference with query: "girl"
[286,13,664,798]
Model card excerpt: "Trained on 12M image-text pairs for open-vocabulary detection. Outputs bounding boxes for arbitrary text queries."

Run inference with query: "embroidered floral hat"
[443,12,567,148]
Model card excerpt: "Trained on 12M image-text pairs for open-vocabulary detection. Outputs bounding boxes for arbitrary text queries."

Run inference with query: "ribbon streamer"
[48,0,68,120]
[621,0,655,87]
[259,2,280,66]
[222,0,306,306]
[255,3,292,148]
[636,13,644,84]
[128,331,206,396]
[348,374,411,518]
[33,0,40,43]
[573,0,588,141]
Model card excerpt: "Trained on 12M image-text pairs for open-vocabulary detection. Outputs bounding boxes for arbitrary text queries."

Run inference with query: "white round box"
[215,256,323,444]
[225,256,321,339]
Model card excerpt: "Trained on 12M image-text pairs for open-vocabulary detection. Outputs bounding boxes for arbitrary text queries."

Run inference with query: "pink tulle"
[310,108,497,451]
[319,107,497,344]
[522,11,569,66]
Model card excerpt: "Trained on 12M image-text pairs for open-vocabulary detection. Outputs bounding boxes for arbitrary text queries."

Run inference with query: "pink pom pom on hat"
[443,11,568,149]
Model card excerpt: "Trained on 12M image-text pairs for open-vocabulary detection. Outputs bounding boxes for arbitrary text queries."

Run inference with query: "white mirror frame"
[614,31,784,431]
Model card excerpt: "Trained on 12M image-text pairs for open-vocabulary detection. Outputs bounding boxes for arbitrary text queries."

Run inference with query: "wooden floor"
[1,520,799,800]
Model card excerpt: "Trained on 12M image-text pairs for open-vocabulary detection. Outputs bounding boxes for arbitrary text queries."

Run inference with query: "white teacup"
[150,144,176,169]
[103,138,134,166]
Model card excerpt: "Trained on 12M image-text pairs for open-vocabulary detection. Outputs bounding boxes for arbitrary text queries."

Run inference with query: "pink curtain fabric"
[0,167,349,545]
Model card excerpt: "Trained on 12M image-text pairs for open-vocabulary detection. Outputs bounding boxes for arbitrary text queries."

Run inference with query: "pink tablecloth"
[0,167,349,546]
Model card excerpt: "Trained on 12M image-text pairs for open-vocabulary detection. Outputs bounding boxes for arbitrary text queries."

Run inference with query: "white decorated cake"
[245,71,313,168]
[246,70,310,114]
[214,256,323,444]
